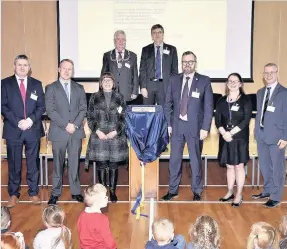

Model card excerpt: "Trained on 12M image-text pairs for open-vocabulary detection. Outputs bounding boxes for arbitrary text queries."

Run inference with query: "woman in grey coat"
[86,72,128,202]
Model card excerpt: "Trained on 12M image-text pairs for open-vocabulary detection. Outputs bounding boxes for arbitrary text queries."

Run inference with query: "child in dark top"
[77,184,117,249]
[145,218,185,249]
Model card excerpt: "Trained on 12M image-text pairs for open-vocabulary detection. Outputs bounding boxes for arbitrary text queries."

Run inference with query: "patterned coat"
[86,90,128,163]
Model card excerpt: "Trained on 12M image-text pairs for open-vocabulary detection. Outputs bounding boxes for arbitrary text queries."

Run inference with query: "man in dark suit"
[139,24,178,106]
[252,63,287,208]
[101,30,139,104]
[1,54,45,207]
[45,59,87,204]
[161,51,213,201]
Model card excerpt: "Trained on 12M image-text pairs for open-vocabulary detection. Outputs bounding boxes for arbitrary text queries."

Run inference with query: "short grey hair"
[14,54,30,65]
[114,30,126,41]
[264,63,278,71]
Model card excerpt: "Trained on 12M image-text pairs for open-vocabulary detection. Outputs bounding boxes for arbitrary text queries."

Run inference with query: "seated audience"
[246,222,279,249]
[1,232,25,249]
[145,218,186,249]
[187,215,220,249]
[279,215,287,249]
[77,184,117,249]
[33,205,72,249]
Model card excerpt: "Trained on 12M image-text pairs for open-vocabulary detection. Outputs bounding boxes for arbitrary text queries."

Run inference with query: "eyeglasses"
[263,71,277,76]
[182,60,196,65]
[152,31,163,35]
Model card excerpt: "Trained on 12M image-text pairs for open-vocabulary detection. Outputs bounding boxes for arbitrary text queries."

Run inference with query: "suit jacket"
[255,83,287,144]
[45,80,87,142]
[101,49,139,102]
[139,43,178,91]
[1,75,45,140]
[164,73,213,138]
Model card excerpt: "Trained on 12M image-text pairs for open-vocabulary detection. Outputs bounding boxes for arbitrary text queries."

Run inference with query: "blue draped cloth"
[125,105,169,163]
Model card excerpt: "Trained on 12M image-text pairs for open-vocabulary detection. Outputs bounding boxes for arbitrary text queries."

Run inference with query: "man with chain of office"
[101,30,139,105]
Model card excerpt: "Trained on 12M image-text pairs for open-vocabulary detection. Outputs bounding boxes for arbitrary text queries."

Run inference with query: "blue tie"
[64,83,70,103]
[155,46,161,79]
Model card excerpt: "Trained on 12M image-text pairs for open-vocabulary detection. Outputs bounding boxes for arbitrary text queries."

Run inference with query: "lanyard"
[227,94,240,123]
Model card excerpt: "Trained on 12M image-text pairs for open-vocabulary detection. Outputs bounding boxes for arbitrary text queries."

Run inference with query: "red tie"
[19,79,26,118]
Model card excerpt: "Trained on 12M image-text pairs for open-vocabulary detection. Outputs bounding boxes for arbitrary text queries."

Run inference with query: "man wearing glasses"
[139,24,178,105]
[253,63,287,208]
[161,51,213,201]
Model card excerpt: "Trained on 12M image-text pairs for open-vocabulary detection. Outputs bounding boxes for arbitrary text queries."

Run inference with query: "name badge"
[125,63,130,68]
[267,105,275,112]
[231,105,239,111]
[163,49,170,55]
[191,91,200,98]
[30,93,38,101]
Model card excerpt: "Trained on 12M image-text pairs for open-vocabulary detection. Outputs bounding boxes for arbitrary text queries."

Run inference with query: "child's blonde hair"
[189,215,220,249]
[246,222,279,249]
[84,184,107,207]
[1,206,11,229]
[279,215,287,238]
[152,218,174,243]
[42,205,72,249]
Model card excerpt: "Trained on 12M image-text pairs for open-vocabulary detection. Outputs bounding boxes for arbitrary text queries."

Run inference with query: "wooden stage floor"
[1,159,287,249]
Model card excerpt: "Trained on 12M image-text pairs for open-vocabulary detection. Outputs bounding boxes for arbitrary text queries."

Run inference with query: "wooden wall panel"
[1,1,287,93]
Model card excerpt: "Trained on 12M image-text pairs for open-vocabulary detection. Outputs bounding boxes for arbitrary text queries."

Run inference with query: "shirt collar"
[116,49,125,55]
[183,72,195,80]
[154,43,163,49]
[59,77,71,85]
[15,74,27,81]
[266,81,278,90]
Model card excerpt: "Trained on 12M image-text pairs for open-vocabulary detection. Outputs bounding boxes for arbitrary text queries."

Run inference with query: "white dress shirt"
[260,81,278,127]
[59,77,71,103]
[116,49,125,60]
[15,74,33,126]
[180,73,195,121]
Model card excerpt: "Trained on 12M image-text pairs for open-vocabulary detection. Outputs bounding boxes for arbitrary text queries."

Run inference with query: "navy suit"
[1,75,45,198]
[164,73,213,194]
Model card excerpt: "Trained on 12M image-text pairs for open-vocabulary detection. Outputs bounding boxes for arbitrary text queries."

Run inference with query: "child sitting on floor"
[33,205,72,249]
[187,215,220,249]
[246,222,279,249]
[145,218,186,249]
[77,184,117,249]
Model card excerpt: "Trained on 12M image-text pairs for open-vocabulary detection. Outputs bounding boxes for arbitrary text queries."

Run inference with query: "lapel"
[99,91,108,112]
[189,73,199,96]
[109,91,118,111]
[25,77,34,110]
[56,81,69,105]
[70,81,77,107]
[268,83,281,105]
[111,49,121,72]
[162,43,169,71]
[177,74,184,104]
[11,75,23,102]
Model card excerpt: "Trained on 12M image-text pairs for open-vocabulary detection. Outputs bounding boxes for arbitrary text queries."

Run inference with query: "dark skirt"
[218,137,250,166]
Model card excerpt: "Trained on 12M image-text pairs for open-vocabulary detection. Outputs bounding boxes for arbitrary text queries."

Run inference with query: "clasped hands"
[18,119,33,131]
[96,130,117,140]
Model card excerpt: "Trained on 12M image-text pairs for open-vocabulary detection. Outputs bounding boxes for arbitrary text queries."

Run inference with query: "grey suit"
[255,83,287,201]
[101,49,139,102]
[164,73,213,194]
[45,80,87,196]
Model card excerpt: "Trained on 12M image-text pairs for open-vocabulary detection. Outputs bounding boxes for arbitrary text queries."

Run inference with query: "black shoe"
[160,193,178,201]
[263,199,280,208]
[219,194,234,202]
[109,189,118,203]
[193,193,201,201]
[231,198,243,207]
[48,195,58,205]
[109,168,118,203]
[71,195,84,203]
[252,193,270,200]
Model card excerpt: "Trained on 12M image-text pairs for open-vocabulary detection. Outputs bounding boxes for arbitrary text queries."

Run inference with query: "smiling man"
[1,54,45,207]
[139,24,178,106]
[45,59,87,205]
[253,63,287,208]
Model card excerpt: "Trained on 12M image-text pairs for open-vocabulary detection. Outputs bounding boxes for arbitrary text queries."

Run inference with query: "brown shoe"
[7,196,19,208]
[29,195,41,205]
